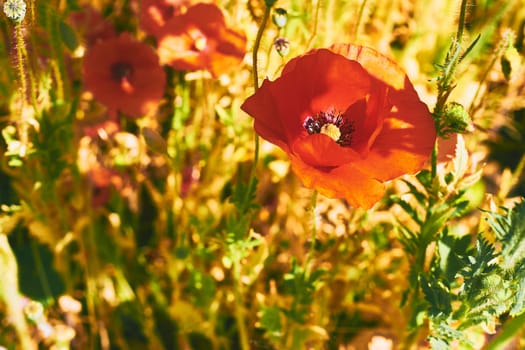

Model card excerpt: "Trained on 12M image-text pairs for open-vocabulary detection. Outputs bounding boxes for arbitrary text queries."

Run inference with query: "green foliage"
[0,0,524,349]
[418,200,525,347]
[282,258,327,322]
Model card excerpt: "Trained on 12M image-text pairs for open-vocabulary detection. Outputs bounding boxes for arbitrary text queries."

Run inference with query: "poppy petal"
[241,79,290,151]
[289,154,385,209]
[83,34,166,117]
[330,43,406,90]
[242,44,436,208]
[156,3,246,77]
[352,83,435,181]
[291,133,361,168]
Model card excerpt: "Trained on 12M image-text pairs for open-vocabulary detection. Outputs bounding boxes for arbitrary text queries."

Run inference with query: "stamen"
[303,110,355,147]
[320,123,341,141]
[194,37,207,51]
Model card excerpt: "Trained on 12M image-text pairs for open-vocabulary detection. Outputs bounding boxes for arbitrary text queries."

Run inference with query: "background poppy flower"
[83,34,166,117]
[156,2,246,77]
[139,0,191,36]
[241,44,436,209]
[69,5,116,47]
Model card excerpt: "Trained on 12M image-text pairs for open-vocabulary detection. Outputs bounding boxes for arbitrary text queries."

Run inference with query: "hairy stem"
[15,23,27,105]
[305,190,318,274]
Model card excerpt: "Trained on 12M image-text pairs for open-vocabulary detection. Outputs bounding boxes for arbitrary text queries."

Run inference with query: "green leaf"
[421,272,452,318]
[486,200,525,271]
[429,336,450,350]
[59,19,78,51]
[259,306,283,338]
[390,196,422,225]
[509,268,525,316]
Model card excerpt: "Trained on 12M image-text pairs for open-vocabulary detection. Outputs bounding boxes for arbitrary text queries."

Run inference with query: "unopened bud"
[440,102,473,136]
[274,37,290,57]
[272,8,287,28]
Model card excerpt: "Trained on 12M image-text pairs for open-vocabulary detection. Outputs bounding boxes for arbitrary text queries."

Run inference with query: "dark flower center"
[110,62,133,82]
[303,111,354,147]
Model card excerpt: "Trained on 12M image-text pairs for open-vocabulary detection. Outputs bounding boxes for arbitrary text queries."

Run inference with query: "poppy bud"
[274,37,290,57]
[440,102,473,136]
[3,0,26,23]
[272,8,287,28]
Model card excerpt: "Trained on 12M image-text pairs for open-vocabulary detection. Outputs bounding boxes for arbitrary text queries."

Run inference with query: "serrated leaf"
[421,273,452,318]
[391,196,422,225]
[416,169,432,188]
[486,200,525,271]
[402,179,428,204]
[510,273,525,316]
[429,336,450,350]
[457,169,483,189]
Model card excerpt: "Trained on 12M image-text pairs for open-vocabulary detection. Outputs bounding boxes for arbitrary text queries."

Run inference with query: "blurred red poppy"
[69,5,116,47]
[156,2,246,77]
[241,44,436,209]
[83,34,166,117]
[139,0,191,36]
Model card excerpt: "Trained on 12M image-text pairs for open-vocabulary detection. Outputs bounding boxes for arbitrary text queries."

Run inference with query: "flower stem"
[242,2,272,211]
[431,141,438,180]
[233,4,274,350]
[306,0,322,49]
[252,5,272,92]
[15,23,27,105]
[305,190,318,274]
[353,0,368,40]
[233,259,250,350]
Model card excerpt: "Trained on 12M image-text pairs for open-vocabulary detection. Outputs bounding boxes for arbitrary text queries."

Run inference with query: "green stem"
[305,190,318,274]
[455,0,469,43]
[232,5,274,350]
[242,3,272,211]
[353,0,368,40]
[431,141,438,180]
[306,0,322,49]
[252,5,272,91]
[233,259,250,350]
[83,204,100,350]
[30,240,54,302]
[15,23,27,105]
[47,4,65,101]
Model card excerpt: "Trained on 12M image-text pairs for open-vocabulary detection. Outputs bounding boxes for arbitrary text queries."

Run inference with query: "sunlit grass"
[0,0,525,349]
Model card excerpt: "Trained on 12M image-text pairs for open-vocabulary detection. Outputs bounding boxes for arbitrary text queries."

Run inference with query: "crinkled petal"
[289,154,385,209]
[291,133,360,168]
[352,78,435,181]
[241,79,290,152]
[329,43,406,90]
[242,49,373,146]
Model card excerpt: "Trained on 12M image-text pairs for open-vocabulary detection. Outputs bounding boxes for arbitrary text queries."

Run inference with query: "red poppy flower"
[69,5,116,47]
[241,44,436,209]
[83,34,166,117]
[139,0,191,36]
[156,3,246,77]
